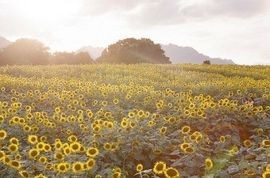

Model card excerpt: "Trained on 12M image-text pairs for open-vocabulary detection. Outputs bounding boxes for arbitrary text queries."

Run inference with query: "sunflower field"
[0,64,269,178]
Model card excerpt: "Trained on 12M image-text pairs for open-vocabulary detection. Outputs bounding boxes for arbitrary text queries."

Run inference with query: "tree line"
[0,38,171,65]
[0,39,94,65]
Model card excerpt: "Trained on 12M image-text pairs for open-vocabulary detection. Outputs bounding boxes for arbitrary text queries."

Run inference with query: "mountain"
[161,44,235,64]
[0,36,11,49]
[77,46,104,60]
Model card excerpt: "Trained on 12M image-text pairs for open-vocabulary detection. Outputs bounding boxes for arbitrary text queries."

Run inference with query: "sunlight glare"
[16,0,79,22]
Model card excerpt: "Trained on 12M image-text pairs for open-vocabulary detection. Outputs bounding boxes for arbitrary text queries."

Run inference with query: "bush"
[203,60,211,65]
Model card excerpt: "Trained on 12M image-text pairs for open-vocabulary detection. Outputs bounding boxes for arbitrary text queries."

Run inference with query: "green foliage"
[97,38,171,64]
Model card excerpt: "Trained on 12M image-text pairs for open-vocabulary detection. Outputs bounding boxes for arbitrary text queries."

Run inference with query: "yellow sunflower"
[153,161,166,175]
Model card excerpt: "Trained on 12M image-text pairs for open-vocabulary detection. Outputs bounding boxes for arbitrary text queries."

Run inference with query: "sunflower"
[15,154,21,160]
[136,164,143,172]
[219,136,225,143]
[55,107,61,113]
[184,110,190,116]
[68,135,78,143]
[28,135,38,144]
[113,98,119,104]
[10,137,19,145]
[256,128,264,135]
[86,147,99,157]
[110,143,118,151]
[129,122,136,128]
[164,167,180,178]
[113,167,122,173]
[19,171,29,178]
[10,160,21,169]
[3,155,11,164]
[120,120,128,128]
[57,163,67,173]
[180,142,190,151]
[266,165,270,171]
[65,162,71,171]
[205,158,213,170]
[87,110,94,118]
[34,174,47,178]
[104,143,111,150]
[40,136,47,142]
[43,144,51,152]
[0,130,7,140]
[159,127,167,135]
[80,145,86,152]
[8,144,19,153]
[181,126,191,135]
[243,140,253,148]
[111,172,121,178]
[54,152,64,160]
[63,147,72,156]
[93,125,101,133]
[0,151,5,160]
[72,162,84,173]
[262,140,270,148]
[36,142,45,150]
[28,149,40,159]
[195,134,203,143]
[262,171,270,178]
[153,161,166,175]
[86,158,96,170]
[189,134,197,142]
[23,125,31,132]
[54,141,63,150]
[184,146,194,154]
[0,115,4,123]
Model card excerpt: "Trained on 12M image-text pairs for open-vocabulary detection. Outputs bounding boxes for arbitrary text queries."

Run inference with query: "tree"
[49,52,94,65]
[75,52,94,64]
[203,60,211,65]
[97,38,171,64]
[0,38,49,65]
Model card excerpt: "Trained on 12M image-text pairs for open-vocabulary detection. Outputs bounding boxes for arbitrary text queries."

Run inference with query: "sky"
[0,0,269,65]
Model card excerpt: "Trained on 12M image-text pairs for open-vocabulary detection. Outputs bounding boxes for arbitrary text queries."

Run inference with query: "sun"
[16,0,79,22]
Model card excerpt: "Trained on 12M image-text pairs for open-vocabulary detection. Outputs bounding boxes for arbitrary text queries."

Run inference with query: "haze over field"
[0,0,270,65]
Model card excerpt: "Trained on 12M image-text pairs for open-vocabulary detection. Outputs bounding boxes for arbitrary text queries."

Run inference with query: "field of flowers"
[0,64,269,178]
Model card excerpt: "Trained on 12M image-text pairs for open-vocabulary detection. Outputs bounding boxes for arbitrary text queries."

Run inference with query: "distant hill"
[0,37,11,49]
[161,44,235,64]
[77,46,104,60]
[78,44,234,64]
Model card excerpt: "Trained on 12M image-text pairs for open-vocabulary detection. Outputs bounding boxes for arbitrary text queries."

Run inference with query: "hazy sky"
[0,0,269,64]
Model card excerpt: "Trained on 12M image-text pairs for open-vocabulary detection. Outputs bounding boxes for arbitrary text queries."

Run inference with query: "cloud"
[79,0,146,15]
[182,0,269,19]
[79,0,270,27]
[126,0,186,26]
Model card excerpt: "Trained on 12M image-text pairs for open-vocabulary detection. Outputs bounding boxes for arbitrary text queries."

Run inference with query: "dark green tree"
[97,38,171,64]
